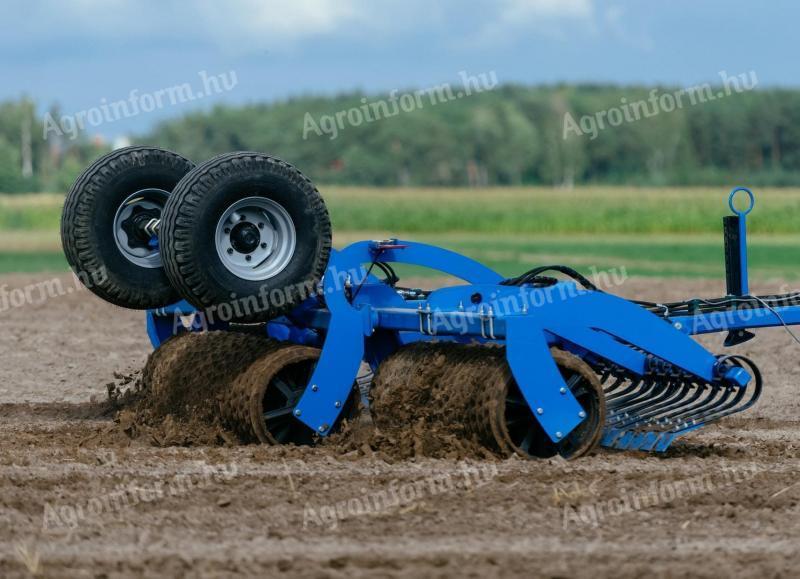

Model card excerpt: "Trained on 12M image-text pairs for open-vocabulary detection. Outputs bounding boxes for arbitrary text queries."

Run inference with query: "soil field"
[1,273,799,578]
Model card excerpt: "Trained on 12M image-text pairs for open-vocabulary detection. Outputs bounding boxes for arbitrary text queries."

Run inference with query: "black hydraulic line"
[374,262,399,286]
[633,291,800,318]
[501,265,600,291]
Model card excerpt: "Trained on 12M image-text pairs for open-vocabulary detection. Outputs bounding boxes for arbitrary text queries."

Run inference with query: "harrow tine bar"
[599,356,762,451]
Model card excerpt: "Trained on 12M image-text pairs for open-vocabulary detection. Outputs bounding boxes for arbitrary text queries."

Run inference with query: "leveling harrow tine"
[607,378,660,411]
[600,354,763,451]
[638,381,703,423]
[623,378,694,418]
[608,380,678,425]
[661,386,732,426]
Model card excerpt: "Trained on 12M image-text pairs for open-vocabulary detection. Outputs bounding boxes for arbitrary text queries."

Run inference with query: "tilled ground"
[1,272,800,578]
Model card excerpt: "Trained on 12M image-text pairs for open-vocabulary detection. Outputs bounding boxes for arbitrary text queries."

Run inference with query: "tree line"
[2,80,799,192]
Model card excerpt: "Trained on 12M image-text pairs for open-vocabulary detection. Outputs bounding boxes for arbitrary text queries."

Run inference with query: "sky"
[3,0,797,138]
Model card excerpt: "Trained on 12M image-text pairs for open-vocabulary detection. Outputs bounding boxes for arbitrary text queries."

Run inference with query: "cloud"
[1,0,367,53]
[1,0,612,57]
[602,4,654,51]
[192,0,365,52]
[478,0,595,43]
[499,0,593,20]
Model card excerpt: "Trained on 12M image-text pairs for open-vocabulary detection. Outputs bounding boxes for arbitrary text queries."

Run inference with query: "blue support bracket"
[146,300,197,348]
[505,317,584,442]
[146,300,226,348]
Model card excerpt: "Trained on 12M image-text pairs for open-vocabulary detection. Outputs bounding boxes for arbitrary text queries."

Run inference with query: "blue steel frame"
[145,187,782,452]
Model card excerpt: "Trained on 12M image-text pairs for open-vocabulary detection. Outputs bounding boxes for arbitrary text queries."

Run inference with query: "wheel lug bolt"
[261,243,267,249]
[227,248,234,255]
[224,227,231,234]
[240,215,246,221]
[245,255,252,261]
[258,222,264,229]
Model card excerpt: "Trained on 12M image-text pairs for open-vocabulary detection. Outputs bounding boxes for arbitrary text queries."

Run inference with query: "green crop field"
[2,187,800,279]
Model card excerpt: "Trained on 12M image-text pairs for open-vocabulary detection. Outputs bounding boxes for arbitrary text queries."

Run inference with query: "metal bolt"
[258,222,264,229]
[227,248,234,254]
[224,227,231,234]
[240,215,246,221]
[294,409,301,417]
[318,425,325,432]
[245,255,252,261]
[555,431,563,439]
[578,410,586,418]
[536,408,544,415]
[559,387,567,395]
[335,401,341,408]
[311,384,318,392]
[674,322,683,330]
[261,243,267,249]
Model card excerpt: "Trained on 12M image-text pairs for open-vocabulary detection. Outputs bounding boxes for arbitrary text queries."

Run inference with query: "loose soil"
[1,273,799,578]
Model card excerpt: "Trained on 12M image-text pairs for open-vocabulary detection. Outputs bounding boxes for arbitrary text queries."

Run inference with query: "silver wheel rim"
[215,196,296,281]
[113,188,168,269]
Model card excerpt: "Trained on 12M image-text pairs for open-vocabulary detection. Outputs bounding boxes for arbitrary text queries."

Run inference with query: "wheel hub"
[120,206,161,250]
[229,221,261,254]
[113,188,169,268]
[215,196,297,281]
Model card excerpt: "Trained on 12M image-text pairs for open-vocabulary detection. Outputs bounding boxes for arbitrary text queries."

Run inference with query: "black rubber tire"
[61,146,194,309]
[160,152,331,323]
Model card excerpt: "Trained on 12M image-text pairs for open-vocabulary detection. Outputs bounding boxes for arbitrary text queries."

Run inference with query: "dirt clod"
[100,331,279,446]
